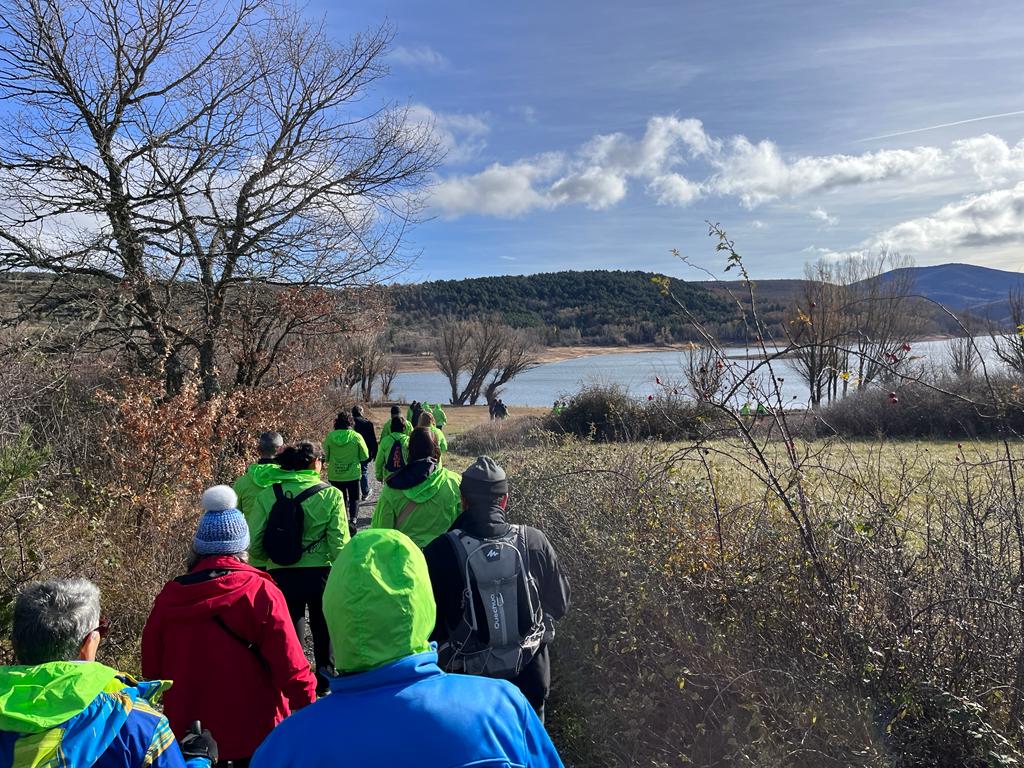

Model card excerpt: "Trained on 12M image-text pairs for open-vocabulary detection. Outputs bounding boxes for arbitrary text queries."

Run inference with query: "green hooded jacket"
[431,425,448,454]
[374,430,410,482]
[233,462,280,568]
[323,529,435,673]
[429,403,447,429]
[248,467,350,569]
[0,661,174,768]
[323,429,369,483]
[0,662,125,734]
[370,461,461,548]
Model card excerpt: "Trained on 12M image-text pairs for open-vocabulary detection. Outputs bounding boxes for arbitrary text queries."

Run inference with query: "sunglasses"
[82,616,110,645]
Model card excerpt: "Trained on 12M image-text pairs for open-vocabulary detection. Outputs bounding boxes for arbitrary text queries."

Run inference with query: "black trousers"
[269,566,332,678]
[331,479,360,522]
[512,644,551,719]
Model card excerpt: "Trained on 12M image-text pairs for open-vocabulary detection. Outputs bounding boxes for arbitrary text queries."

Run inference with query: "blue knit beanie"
[193,485,250,556]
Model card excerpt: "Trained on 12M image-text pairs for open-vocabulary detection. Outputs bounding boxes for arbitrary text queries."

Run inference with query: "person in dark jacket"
[142,486,317,767]
[422,456,570,720]
[351,406,378,501]
[0,578,214,768]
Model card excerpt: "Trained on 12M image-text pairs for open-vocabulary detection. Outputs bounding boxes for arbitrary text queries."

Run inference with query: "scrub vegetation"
[450,425,1024,767]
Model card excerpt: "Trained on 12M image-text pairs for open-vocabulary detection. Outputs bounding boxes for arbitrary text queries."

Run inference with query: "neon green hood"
[325,429,359,447]
[0,662,122,733]
[261,467,321,485]
[324,529,435,673]
[244,462,280,489]
[402,464,453,504]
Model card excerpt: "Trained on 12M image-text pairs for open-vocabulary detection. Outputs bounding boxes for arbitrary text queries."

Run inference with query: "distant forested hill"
[390,270,733,346]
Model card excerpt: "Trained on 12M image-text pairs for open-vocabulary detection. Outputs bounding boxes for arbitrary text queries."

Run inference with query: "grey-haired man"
[0,578,215,767]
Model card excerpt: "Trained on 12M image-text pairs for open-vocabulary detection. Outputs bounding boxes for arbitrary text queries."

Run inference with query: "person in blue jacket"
[250,528,564,768]
[0,578,214,768]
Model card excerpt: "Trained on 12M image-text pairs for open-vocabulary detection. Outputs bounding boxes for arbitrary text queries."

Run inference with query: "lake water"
[390,338,1005,407]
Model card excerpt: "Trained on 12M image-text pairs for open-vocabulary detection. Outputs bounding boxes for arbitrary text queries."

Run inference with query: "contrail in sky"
[857,109,1024,142]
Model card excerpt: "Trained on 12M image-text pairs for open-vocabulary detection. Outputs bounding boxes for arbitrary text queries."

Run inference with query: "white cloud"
[648,173,702,206]
[581,116,717,177]
[549,167,628,210]
[431,155,563,219]
[951,134,1024,186]
[390,45,449,71]
[709,138,949,207]
[871,182,1024,253]
[427,112,1024,223]
[810,207,838,226]
[407,105,489,165]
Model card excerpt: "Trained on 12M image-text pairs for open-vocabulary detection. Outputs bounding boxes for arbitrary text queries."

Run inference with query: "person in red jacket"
[142,485,317,768]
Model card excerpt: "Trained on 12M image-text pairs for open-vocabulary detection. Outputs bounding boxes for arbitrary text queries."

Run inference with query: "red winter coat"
[141,555,317,761]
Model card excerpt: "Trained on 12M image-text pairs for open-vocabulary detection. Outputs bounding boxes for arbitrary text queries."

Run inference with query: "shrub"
[553,384,726,442]
[450,415,554,456]
[489,437,1024,767]
[821,375,1024,438]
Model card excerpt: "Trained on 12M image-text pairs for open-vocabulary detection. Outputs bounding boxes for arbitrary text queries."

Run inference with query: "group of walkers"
[0,403,570,768]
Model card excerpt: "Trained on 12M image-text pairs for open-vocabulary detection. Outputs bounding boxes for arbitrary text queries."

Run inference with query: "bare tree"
[992,290,1024,377]
[377,357,398,400]
[432,317,537,405]
[482,329,540,406]
[790,251,918,407]
[684,344,727,402]
[0,0,438,398]
[789,261,846,408]
[837,250,920,391]
[946,334,980,379]
[432,318,473,405]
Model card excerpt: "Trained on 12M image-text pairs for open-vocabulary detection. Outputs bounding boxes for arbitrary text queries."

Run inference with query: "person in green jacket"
[376,416,410,482]
[430,402,448,430]
[248,441,349,695]
[232,431,284,568]
[416,411,448,455]
[390,405,413,434]
[323,412,369,526]
[371,428,461,548]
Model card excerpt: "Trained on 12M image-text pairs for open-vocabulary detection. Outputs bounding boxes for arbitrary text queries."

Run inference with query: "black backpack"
[263,482,330,566]
[384,438,406,473]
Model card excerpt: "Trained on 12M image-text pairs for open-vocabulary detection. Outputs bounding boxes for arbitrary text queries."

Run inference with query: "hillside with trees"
[390,270,733,346]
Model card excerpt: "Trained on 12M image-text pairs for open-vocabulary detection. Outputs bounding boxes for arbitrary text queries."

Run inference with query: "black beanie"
[390,405,401,416]
[461,456,508,502]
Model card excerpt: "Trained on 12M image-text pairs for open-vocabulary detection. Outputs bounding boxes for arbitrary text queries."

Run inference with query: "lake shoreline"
[391,343,694,373]
[392,336,958,373]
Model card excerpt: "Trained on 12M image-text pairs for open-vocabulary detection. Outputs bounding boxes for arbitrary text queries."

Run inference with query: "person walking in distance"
[391,404,413,435]
[250,529,564,768]
[375,416,410,483]
[0,578,216,768]
[430,401,448,431]
[422,456,570,721]
[142,486,316,767]
[351,406,378,502]
[248,441,350,696]
[416,410,448,458]
[323,413,369,527]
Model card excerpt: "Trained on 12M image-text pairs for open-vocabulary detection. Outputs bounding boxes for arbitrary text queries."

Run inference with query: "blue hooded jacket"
[250,529,563,768]
[0,661,207,768]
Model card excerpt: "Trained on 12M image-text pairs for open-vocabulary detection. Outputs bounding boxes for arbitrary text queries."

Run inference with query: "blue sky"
[318,0,1024,282]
